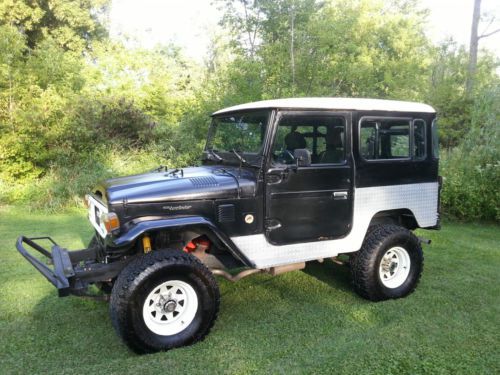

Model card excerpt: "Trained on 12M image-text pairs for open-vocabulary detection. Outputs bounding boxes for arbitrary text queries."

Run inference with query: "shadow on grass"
[28,294,131,358]
[0,209,93,249]
[216,259,354,304]
[16,261,356,359]
[302,259,352,292]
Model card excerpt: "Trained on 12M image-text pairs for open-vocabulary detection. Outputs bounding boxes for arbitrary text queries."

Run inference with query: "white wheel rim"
[142,280,198,336]
[378,246,411,289]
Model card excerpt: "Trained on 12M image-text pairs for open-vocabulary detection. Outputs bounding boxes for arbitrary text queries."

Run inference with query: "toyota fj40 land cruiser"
[17,98,441,353]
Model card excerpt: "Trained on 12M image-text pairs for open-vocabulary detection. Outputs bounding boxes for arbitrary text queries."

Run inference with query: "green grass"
[0,206,499,374]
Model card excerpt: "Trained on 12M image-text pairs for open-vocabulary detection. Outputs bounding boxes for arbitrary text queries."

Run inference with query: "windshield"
[206,110,269,154]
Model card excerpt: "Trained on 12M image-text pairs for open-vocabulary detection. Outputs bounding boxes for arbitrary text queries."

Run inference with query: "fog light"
[101,212,120,233]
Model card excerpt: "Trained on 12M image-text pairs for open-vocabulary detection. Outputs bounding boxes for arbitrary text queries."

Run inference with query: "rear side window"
[413,119,426,160]
[360,118,411,160]
[432,119,439,159]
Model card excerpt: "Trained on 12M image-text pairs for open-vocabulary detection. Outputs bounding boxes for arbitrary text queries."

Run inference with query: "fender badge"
[244,214,254,224]
[162,205,192,211]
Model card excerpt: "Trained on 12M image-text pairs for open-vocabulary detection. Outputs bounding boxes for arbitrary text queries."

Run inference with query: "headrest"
[325,127,343,147]
[285,131,306,150]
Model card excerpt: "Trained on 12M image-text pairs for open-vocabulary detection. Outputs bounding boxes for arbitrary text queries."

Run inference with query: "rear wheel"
[351,225,423,301]
[110,249,220,353]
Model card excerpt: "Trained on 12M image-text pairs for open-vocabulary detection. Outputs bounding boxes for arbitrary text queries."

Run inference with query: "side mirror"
[293,149,311,167]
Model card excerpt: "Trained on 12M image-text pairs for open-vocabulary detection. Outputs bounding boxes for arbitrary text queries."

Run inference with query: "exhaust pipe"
[212,262,307,282]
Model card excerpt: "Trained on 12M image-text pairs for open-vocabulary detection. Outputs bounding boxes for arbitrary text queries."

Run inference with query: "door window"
[272,115,346,165]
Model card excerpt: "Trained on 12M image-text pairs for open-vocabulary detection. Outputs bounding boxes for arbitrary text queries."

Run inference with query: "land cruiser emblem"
[162,205,192,211]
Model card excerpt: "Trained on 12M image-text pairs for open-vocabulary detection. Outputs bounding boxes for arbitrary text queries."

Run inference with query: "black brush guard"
[16,236,128,297]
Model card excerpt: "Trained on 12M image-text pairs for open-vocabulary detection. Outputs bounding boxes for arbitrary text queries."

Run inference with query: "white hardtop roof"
[212,97,436,115]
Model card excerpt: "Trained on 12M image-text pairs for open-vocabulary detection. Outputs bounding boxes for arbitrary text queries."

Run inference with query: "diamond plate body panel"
[231,182,439,268]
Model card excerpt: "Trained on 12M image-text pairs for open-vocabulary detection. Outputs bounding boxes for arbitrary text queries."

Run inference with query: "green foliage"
[72,97,155,147]
[0,0,109,52]
[218,0,432,99]
[0,143,198,211]
[440,85,500,221]
[0,0,499,221]
[0,26,86,181]
[425,41,499,148]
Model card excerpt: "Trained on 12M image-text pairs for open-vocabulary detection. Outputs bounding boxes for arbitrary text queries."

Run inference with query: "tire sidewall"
[111,251,219,353]
[374,230,422,299]
[132,263,214,349]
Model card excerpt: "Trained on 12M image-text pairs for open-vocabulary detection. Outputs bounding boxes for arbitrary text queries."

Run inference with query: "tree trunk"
[466,0,481,97]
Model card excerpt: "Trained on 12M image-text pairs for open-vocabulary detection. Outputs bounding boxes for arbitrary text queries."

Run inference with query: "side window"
[360,118,410,160]
[359,121,377,159]
[432,119,439,159]
[272,115,345,165]
[413,119,426,160]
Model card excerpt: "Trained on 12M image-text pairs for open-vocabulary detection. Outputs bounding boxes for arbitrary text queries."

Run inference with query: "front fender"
[111,216,252,266]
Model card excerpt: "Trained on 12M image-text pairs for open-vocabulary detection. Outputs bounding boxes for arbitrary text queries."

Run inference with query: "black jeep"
[17,97,441,353]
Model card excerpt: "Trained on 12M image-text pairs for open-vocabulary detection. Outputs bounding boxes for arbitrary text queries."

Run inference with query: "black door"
[265,111,353,245]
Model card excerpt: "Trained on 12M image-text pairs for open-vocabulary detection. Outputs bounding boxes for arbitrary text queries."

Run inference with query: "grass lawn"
[0,206,499,374]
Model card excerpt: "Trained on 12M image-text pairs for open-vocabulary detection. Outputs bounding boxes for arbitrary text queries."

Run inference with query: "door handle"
[266,169,290,185]
[266,174,282,184]
[333,191,348,200]
[265,219,282,231]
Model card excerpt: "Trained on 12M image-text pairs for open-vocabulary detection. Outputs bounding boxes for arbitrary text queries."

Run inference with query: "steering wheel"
[274,149,295,164]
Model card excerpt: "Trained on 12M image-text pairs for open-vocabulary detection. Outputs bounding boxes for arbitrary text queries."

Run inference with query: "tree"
[218,0,431,99]
[466,0,500,96]
[0,0,109,52]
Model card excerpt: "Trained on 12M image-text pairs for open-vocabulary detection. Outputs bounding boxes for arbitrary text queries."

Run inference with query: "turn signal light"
[101,212,120,233]
[83,194,90,209]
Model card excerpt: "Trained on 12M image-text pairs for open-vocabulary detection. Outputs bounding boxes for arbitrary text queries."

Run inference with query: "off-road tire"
[110,249,220,354]
[351,224,423,301]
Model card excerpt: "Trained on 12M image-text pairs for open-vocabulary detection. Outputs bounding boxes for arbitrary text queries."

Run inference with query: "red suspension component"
[183,236,211,253]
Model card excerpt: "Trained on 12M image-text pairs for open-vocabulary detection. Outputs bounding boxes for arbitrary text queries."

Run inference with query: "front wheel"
[351,225,423,301]
[110,249,220,353]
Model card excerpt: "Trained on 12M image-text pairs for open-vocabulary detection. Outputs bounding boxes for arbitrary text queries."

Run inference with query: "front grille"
[217,204,235,223]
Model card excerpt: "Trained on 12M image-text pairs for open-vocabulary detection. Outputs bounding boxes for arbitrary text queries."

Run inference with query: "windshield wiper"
[166,168,184,177]
[207,149,224,162]
[231,149,252,167]
[151,165,167,172]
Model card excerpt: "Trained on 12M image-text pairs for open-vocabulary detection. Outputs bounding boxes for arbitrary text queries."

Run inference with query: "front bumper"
[16,236,128,297]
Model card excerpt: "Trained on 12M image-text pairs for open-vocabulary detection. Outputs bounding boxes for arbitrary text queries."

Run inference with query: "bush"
[440,88,500,221]
[0,142,201,211]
